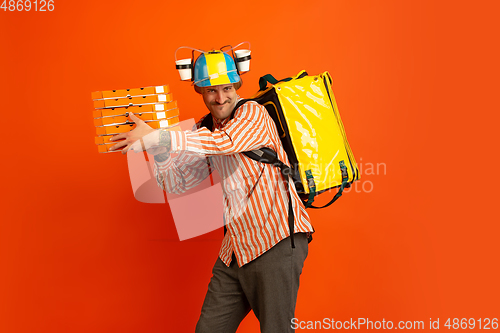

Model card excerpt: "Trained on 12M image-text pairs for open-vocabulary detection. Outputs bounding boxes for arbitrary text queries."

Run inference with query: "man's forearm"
[154,130,172,162]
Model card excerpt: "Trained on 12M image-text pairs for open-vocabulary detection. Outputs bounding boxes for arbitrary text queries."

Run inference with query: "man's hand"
[108,112,157,154]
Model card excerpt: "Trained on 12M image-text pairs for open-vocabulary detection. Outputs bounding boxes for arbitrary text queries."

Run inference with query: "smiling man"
[110,49,314,333]
[197,83,239,120]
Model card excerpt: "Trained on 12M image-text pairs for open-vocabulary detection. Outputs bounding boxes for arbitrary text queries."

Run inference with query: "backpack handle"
[258,71,309,91]
[259,74,282,91]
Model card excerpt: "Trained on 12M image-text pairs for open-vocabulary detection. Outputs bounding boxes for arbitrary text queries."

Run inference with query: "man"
[109,50,314,332]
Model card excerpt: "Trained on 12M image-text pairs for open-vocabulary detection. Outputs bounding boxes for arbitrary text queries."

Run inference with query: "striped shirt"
[154,100,314,267]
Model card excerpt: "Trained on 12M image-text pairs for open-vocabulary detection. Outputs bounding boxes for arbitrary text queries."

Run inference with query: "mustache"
[211,99,231,106]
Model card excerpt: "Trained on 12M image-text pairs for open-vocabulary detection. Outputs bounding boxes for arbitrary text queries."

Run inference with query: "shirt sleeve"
[169,102,274,155]
[153,115,213,194]
[154,151,211,194]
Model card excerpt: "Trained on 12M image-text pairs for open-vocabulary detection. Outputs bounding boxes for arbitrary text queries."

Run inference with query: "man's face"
[200,84,238,121]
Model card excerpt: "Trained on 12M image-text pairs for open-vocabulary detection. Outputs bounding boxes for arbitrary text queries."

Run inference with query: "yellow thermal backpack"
[256,70,360,206]
[203,70,360,209]
[201,70,360,246]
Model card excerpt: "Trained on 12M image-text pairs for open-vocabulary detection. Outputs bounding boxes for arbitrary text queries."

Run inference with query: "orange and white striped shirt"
[154,100,314,267]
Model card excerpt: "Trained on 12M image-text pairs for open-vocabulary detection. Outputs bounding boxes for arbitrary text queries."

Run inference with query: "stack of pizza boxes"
[92,85,180,153]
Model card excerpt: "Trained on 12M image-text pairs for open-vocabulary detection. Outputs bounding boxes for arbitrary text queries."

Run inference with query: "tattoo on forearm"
[159,130,172,152]
[154,130,172,163]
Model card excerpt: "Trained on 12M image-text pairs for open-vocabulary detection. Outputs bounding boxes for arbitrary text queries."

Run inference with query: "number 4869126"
[1,0,55,11]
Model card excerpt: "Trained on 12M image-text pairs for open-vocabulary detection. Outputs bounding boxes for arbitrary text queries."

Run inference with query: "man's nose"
[215,90,225,104]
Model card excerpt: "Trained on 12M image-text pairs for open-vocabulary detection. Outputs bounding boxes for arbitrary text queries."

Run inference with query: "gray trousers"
[195,233,309,333]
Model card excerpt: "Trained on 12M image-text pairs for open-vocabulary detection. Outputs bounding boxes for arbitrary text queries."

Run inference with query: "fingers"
[107,114,156,154]
[109,133,127,141]
[128,112,145,125]
[121,145,131,154]
[121,142,137,154]
[109,140,127,151]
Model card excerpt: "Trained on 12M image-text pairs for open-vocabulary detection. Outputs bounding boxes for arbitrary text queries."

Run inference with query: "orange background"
[1,0,499,332]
